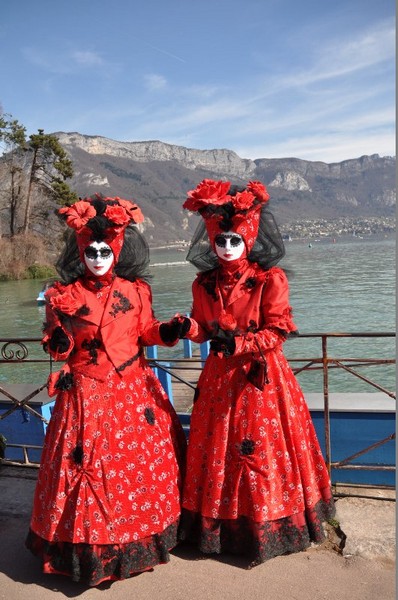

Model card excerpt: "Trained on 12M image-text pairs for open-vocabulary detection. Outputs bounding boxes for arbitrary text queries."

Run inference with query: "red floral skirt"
[26,359,186,584]
[179,349,335,564]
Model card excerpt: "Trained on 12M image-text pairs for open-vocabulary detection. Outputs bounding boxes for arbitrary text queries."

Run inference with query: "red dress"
[179,261,335,565]
[26,273,186,585]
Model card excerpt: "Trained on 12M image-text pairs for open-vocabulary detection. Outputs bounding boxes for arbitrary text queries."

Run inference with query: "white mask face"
[214,232,245,261]
[84,241,114,276]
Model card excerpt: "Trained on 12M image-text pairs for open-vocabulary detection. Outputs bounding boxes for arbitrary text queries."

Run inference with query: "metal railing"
[292,333,395,477]
[0,333,395,484]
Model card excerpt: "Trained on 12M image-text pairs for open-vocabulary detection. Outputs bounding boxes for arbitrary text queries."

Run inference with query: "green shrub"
[27,264,56,279]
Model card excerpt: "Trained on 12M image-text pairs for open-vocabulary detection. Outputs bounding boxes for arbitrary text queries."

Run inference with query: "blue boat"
[36,279,56,305]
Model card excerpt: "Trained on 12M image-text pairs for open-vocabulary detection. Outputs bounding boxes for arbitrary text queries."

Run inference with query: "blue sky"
[1,0,395,162]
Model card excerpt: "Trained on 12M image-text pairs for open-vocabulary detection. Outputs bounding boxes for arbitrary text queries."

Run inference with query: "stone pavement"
[0,466,395,600]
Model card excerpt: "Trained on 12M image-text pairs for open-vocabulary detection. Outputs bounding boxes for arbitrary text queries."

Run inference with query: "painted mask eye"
[84,247,113,259]
[215,235,243,248]
[214,235,227,248]
[230,236,243,247]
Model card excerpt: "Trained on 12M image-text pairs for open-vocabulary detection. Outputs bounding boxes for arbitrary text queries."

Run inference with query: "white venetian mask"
[84,241,114,276]
[214,232,245,262]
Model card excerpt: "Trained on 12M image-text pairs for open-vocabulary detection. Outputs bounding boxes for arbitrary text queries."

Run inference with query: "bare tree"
[0,114,27,237]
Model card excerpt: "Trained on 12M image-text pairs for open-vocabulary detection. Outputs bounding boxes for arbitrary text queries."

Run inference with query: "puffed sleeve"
[234,267,298,355]
[42,283,75,361]
[261,268,297,333]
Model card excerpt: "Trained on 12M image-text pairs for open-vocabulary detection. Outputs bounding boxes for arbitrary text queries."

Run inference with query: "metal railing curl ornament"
[1,341,29,361]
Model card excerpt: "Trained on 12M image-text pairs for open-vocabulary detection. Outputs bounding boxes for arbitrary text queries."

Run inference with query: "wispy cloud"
[21,46,107,74]
[21,46,56,71]
[144,74,167,91]
[236,130,396,163]
[143,42,186,63]
[247,20,395,100]
[324,20,395,73]
[72,50,104,67]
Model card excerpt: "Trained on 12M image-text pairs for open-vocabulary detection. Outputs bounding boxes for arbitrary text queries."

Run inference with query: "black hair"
[55,225,151,284]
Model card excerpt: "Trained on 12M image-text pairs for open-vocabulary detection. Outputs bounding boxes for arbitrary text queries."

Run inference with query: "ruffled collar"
[81,269,116,293]
[218,257,249,278]
[218,258,250,300]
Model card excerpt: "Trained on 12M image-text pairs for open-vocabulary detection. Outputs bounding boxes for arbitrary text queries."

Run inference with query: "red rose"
[116,198,144,223]
[232,190,256,211]
[48,290,81,315]
[218,310,237,331]
[183,179,231,211]
[59,201,96,231]
[246,181,270,203]
[104,205,130,225]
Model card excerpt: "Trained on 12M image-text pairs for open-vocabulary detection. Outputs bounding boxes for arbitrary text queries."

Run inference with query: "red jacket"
[43,276,166,383]
[187,265,298,355]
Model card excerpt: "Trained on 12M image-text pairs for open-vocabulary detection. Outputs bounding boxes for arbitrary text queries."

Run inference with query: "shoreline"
[149,231,395,251]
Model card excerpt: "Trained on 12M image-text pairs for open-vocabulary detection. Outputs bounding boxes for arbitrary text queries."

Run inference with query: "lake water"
[0,236,395,393]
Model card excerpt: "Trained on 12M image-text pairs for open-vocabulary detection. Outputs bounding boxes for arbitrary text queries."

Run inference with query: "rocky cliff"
[0,132,395,247]
[56,132,257,180]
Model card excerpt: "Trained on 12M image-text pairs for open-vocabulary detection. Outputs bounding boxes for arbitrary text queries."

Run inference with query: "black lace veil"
[56,225,151,284]
[186,207,286,272]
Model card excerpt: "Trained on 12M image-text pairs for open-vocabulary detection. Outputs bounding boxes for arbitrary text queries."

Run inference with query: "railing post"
[146,345,158,376]
[156,362,173,406]
[146,345,158,359]
[183,338,193,358]
[321,334,332,474]
[200,341,210,366]
[183,313,193,358]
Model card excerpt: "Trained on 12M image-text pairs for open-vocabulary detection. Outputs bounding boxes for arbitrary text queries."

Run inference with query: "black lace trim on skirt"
[26,521,179,586]
[178,494,335,567]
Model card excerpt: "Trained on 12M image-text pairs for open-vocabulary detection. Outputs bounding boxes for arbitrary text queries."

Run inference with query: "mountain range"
[1,132,396,246]
[55,133,396,245]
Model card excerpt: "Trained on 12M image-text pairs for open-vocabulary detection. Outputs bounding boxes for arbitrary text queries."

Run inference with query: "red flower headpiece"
[183,179,269,213]
[59,195,144,232]
[183,179,231,212]
[59,194,144,262]
[184,179,270,251]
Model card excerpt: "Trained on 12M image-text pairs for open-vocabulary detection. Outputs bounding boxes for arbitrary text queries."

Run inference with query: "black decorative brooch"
[109,290,133,317]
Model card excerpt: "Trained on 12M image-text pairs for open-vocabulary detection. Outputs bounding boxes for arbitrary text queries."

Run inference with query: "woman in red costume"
[178,179,335,566]
[26,195,187,585]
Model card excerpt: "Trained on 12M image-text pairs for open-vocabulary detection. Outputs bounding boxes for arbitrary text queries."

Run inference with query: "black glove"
[210,329,236,356]
[48,326,71,354]
[159,317,191,343]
